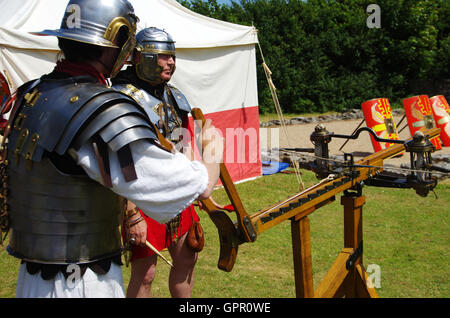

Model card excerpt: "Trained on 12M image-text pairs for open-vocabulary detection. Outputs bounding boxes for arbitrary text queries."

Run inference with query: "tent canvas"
[0,0,261,182]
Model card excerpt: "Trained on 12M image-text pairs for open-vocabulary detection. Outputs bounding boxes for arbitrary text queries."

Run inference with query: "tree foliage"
[177,0,448,114]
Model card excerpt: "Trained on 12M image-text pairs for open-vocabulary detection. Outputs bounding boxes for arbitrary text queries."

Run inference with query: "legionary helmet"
[33,0,139,77]
[135,27,176,84]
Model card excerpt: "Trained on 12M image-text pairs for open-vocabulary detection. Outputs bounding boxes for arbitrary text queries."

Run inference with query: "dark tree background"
[177,0,449,114]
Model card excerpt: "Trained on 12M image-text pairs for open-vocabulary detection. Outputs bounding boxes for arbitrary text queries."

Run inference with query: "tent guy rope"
[257,42,305,191]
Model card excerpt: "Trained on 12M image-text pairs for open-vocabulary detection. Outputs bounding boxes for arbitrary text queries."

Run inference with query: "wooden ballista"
[191,108,445,298]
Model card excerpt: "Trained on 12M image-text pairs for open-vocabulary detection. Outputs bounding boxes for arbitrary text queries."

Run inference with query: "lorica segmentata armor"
[7,76,157,264]
[113,82,191,143]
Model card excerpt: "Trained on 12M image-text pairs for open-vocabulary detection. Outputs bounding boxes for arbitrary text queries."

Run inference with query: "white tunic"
[16,263,125,298]
[72,139,209,224]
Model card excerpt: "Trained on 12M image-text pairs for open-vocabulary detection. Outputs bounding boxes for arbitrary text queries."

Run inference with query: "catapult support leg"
[354,264,379,298]
[342,195,364,297]
[341,194,377,298]
[291,215,314,298]
[342,195,365,252]
[314,248,353,298]
[314,194,378,298]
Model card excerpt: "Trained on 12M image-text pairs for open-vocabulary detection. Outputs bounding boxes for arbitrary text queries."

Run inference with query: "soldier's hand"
[128,213,147,247]
[201,119,224,164]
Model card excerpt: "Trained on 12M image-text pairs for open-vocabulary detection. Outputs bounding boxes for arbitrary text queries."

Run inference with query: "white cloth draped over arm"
[69,139,209,224]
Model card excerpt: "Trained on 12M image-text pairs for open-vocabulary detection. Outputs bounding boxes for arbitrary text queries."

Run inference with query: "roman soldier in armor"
[112,27,202,298]
[4,0,222,298]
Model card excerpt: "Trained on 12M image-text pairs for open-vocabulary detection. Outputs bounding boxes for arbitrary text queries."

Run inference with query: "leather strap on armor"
[92,134,112,188]
[117,145,137,182]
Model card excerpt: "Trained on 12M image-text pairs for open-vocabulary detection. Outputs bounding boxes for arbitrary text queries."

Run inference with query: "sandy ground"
[260,115,450,168]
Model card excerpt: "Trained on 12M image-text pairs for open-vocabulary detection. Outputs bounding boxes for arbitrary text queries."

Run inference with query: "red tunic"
[129,205,199,261]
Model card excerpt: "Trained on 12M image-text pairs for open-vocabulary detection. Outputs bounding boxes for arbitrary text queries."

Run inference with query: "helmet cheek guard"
[135,52,163,84]
[110,26,137,78]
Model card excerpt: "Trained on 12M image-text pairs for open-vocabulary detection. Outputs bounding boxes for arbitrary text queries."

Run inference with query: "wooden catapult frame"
[292,193,374,298]
[191,109,441,298]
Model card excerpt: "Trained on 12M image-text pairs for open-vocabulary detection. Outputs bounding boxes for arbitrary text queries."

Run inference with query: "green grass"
[1,171,449,298]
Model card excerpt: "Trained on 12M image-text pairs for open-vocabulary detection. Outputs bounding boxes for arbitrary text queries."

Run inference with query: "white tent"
[0,0,261,182]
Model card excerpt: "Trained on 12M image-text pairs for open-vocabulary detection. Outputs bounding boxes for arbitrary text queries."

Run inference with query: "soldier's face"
[158,54,175,82]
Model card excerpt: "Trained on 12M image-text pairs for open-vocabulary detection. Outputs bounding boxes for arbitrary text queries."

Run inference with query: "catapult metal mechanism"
[306,124,444,197]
